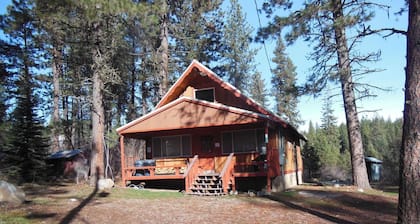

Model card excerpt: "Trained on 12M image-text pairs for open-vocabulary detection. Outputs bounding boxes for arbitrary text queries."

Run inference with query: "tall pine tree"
[258,0,392,189]
[249,72,268,107]
[221,0,256,92]
[0,0,49,182]
[271,37,301,127]
[399,0,420,220]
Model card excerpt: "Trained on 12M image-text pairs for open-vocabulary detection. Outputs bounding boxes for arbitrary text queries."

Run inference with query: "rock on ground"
[97,178,114,190]
[0,180,25,205]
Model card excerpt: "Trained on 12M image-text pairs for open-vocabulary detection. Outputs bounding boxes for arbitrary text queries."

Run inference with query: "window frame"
[152,134,192,158]
[194,87,215,102]
[221,129,265,154]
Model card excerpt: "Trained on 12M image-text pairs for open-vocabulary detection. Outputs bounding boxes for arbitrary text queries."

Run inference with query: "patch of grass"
[0,211,32,224]
[106,188,183,200]
[271,190,335,208]
[279,190,299,198]
[364,188,398,198]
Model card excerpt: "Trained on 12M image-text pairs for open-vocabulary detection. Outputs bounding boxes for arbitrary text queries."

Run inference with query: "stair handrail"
[219,153,235,193]
[183,155,199,193]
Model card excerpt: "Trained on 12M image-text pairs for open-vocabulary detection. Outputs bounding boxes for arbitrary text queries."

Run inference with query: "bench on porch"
[125,158,189,179]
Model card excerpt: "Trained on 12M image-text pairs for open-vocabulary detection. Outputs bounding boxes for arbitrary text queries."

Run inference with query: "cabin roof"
[117,60,305,140]
[117,97,271,135]
[156,60,277,117]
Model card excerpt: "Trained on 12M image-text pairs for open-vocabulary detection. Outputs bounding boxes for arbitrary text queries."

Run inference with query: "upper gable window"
[195,88,215,102]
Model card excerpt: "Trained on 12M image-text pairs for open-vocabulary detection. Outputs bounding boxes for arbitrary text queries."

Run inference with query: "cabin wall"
[271,130,303,192]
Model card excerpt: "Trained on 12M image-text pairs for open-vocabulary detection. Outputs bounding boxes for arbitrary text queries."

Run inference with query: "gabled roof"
[117,60,304,139]
[155,60,277,118]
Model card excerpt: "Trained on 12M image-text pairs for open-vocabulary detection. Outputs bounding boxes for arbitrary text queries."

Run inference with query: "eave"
[117,97,272,136]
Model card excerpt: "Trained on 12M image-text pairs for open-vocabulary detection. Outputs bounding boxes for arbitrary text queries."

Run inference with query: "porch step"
[189,172,225,196]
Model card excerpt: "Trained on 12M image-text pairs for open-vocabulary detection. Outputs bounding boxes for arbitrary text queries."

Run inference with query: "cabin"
[117,60,305,195]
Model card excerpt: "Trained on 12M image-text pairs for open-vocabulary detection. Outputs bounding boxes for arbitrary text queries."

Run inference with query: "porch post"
[120,135,126,187]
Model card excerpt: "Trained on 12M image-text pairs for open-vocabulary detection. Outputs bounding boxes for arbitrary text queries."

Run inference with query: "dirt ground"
[0,183,398,224]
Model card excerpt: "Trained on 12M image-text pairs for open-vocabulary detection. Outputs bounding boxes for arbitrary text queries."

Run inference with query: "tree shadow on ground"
[265,188,397,224]
[22,182,70,197]
[265,194,357,224]
[58,167,108,224]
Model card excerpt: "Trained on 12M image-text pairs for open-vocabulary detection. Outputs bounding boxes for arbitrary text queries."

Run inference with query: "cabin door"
[198,135,220,172]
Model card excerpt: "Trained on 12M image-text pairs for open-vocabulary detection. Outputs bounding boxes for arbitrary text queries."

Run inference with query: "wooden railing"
[219,153,235,193]
[183,155,199,193]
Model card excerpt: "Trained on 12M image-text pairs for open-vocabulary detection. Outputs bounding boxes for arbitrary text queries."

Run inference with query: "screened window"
[222,132,233,153]
[222,129,265,154]
[195,88,215,102]
[152,135,191,158]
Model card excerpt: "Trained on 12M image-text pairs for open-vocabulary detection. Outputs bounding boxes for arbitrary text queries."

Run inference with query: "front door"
[198,135,218,171]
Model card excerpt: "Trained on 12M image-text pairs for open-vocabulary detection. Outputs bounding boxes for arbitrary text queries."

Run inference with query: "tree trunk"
[90,48,105,183]
[128,39,137,121]
[158,2,169,99]
[51,45,62,152]
[398,0,420,222]
[332,0,370,189]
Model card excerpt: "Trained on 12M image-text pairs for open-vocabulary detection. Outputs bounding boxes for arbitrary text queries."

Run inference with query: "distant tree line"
[303,96,402,185]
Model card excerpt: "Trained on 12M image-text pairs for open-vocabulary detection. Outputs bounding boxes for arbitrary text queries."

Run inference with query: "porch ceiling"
[117,97,269,135]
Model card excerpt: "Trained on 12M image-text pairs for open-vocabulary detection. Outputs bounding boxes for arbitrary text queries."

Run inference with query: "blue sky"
[1,0,407,131]
[241,0,407,131]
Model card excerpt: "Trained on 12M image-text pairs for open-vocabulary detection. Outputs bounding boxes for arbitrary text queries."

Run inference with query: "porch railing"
[183,155,199,193]
[219,153,235,193]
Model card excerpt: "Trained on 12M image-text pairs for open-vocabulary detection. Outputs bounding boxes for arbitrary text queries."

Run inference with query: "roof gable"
[156,60,273,117]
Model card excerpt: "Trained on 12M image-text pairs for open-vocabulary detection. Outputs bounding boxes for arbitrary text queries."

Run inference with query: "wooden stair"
[189,173,225,196]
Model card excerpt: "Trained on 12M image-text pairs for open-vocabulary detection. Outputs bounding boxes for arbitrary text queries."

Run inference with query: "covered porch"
[117,97,282,194]
[119,133,275,194]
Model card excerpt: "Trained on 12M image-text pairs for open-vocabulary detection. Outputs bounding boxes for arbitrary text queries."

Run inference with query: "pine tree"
[399,0,420,221]
[258,0,390,188]
[0,0,49,182]
[320,94,337,136]
[302,121,321,179]
[35,0,72,152]
[73,0,149,181]
[271,37,301,127]
[249,72,268,107]
[221,0,256,92]
[171,1,225,74]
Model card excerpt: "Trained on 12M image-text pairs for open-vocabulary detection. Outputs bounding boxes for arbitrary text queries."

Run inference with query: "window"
[222,132,233,153]
[222,129,265,154]
[200,136,213,152]
[195,88,215,102]
[152,135,191,158]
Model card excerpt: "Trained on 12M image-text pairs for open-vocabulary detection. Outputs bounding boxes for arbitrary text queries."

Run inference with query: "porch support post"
[265,122,271,193]
[120,135,126,187]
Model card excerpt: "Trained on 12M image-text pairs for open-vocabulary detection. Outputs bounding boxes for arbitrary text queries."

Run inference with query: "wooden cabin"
[117,60,305,195]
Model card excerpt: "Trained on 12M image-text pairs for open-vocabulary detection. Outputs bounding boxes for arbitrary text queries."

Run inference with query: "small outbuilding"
[365,156,383,182]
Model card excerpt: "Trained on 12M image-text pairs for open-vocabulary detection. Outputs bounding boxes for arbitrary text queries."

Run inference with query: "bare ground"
[0,183,398,224]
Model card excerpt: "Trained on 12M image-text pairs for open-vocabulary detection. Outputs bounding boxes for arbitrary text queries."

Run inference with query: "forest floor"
[0,182,398,224]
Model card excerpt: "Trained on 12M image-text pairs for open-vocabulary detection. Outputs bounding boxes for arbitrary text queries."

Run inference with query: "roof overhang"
[117,97,273,136]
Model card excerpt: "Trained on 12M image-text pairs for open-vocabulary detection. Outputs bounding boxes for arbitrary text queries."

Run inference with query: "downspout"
[265,121,271,192]
[294,142,299,185]
[280,133,285,178]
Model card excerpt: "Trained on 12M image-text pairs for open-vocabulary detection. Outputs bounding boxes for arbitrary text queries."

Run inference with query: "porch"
[121,152,271,195]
